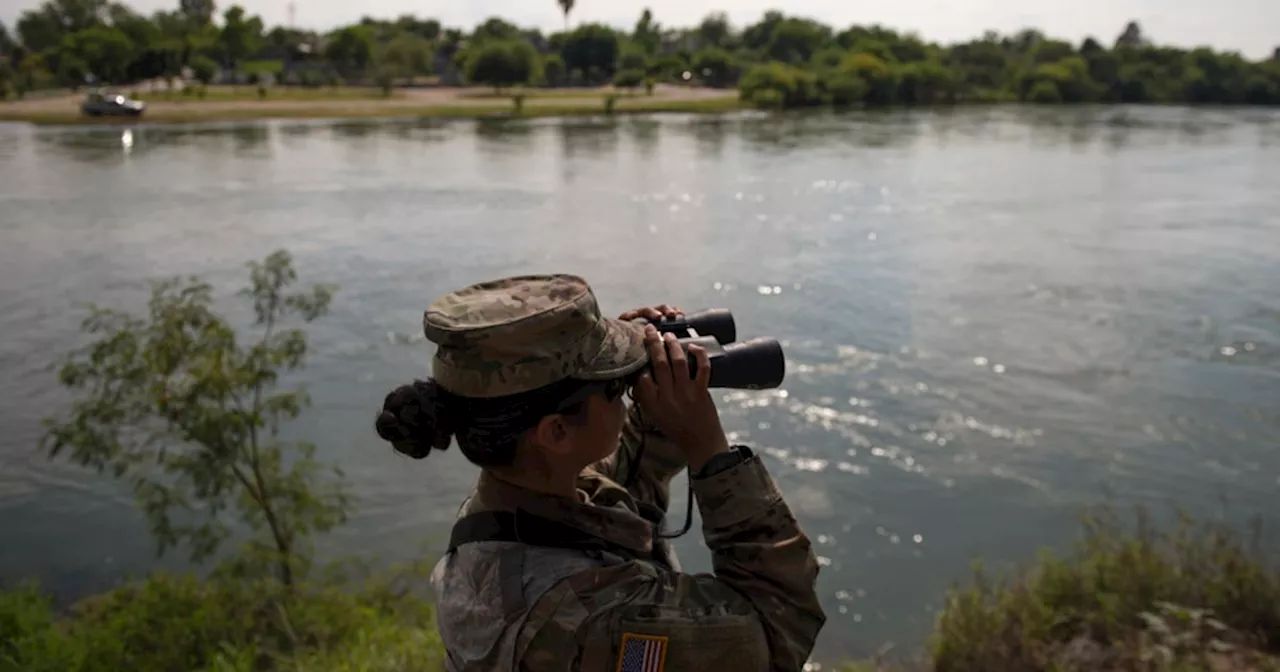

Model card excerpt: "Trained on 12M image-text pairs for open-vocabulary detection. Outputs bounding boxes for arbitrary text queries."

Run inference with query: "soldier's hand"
[633,324,731,472]
[617,304,682,322]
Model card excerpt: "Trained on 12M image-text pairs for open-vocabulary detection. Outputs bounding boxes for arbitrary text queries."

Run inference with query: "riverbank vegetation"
[3,251,1280,670]
[1,0,1278,111]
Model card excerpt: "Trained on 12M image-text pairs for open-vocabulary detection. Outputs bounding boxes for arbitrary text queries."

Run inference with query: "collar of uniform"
[471,470,655,556]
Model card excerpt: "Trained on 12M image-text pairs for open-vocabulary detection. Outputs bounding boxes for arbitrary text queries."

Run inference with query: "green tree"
[1027,79,1062,103]
[190,53,217,85]
[180,0,216,27]
[692,47,736,87]
[61,25,136,84]
[821,71,868,106]
[618,45,648,73]
[1115,20,1146,49]
[464,38,539,91]
[323,25,375,78]
[809,46,844,71]
[887,33,929,63]
[542,52,565,85]
[763,18,828,65]
[53,49,88,86]
[949,36,1007,92]
[742,10,784,51]
[1082,45,1122,100]
[185,22,222,63]
[560,23,619,82]
[897,60,959,104]
[1030,39,1075,64]
[696,12,732,50]
[218,5,263,71]
[0,59,12,98]
[41,251,348,589]
[738,60,822,108]
[632,8,661,56]
[1019,56,1098,102]
[103,5,175,82]
[472,16,520,43]
[374,64,395,95]
[14,53,52,97]
[846,38,896,64]
[394,15,440,40]
[378,33,433,81]
[840,51,898,105]
[614,68,643,90]
[17,0,110,53]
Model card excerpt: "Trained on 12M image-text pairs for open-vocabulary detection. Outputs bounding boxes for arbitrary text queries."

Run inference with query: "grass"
[5,507,1280,671]
[134,85,400,102]
[454,87,652,99]
[0,563,445,672]
[0,94,745,125]
[928,506,1280,671]
[241,60,285,75]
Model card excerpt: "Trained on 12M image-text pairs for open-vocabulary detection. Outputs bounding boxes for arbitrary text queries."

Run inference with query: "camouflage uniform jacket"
[430,404,827,671]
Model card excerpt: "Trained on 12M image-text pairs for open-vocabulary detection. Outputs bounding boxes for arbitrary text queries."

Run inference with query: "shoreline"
[0,86,746,126]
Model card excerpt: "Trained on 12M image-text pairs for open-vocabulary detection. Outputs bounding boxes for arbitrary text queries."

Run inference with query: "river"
[2,106,1279,663]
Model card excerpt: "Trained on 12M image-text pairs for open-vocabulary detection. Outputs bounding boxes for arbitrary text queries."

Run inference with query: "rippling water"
[2,107,1279,661]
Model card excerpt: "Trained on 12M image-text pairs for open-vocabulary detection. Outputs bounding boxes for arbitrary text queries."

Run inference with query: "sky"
[2,0,1277,60]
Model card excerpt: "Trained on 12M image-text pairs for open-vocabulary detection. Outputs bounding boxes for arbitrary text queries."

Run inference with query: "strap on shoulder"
[449,509,648,562]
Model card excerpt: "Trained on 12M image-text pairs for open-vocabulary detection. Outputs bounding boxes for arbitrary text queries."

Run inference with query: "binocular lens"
[704,338,786,390]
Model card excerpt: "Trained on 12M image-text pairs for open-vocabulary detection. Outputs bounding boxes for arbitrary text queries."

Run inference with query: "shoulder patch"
[616,633,668,672]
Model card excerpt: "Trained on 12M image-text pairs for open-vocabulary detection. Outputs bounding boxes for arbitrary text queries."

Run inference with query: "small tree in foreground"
[41,250,349,589]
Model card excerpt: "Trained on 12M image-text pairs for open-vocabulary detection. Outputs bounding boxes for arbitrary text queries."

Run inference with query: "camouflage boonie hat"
[423,274,649,398]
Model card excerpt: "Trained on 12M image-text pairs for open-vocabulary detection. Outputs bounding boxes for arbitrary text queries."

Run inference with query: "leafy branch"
[41,250,348,588]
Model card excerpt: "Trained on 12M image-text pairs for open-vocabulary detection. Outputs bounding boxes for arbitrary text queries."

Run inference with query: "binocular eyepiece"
[632,309,785,390]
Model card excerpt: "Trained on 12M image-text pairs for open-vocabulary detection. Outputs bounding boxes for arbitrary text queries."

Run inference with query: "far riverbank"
[0,84,743,125]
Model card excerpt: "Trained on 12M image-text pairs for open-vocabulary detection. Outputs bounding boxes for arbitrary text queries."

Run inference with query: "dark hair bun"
[375,380,454,459]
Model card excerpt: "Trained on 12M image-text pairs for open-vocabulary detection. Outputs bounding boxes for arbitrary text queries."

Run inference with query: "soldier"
[375,274,826,671]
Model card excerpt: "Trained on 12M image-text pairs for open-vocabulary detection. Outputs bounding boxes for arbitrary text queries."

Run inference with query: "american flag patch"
[615,633,668,672]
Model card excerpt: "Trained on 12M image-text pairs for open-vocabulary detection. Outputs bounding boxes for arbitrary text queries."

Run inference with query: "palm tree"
[557,0,575,30]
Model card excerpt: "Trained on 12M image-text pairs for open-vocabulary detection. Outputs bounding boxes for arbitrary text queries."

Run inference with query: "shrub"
[821,72,869,107]
[0,569,445,672]
[738,61,823,109]
[463,39,541,91]
[1027,80,1063,103]
[614,68,644,90]
[932,507,1280,670]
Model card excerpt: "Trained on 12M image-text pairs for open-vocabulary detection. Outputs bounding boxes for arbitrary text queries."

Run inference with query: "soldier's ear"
[531,415,575,457]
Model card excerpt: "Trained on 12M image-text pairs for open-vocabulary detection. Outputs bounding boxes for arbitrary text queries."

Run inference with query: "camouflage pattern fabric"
[431,404,827,671]
[423,274,649,398]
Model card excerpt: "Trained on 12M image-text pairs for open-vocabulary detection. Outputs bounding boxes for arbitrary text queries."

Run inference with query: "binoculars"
[632,309,785,390]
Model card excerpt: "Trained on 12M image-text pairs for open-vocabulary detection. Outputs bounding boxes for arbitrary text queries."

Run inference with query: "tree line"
[1,0,1278,106]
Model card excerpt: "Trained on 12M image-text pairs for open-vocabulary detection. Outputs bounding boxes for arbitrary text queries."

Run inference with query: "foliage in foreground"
[8,507,1280,672]
[41,250,347,590]
[930,507,1280,671]
[0,567,444,672]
